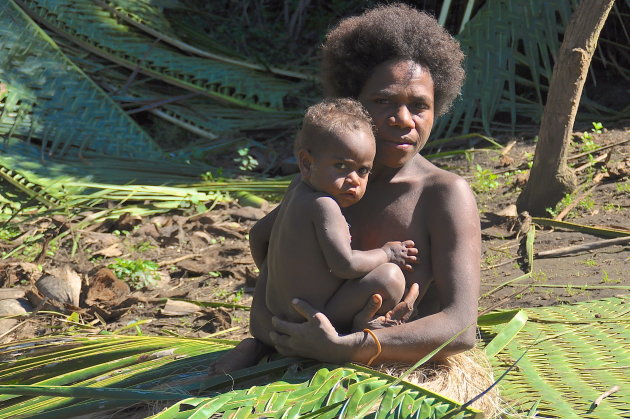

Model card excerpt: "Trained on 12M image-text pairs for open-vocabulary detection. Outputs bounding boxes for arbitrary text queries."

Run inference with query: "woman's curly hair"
[321,3,465,117]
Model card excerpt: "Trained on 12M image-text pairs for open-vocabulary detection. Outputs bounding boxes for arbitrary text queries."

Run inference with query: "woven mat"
[480,296,629,418]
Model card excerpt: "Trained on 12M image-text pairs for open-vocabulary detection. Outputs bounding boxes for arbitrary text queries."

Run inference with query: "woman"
[247,3,480,366]
[250,4,481,362]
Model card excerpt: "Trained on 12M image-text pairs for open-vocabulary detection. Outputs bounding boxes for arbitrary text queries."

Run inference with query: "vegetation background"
[0,1,628,418]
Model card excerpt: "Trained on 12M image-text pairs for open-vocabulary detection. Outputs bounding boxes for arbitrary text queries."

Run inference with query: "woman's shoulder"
[412,157,476,207]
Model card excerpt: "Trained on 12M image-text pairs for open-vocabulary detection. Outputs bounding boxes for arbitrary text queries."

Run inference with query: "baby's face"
[306,129,375,208]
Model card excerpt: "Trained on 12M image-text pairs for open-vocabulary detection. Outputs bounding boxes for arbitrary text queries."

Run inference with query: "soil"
[0,124,628,345]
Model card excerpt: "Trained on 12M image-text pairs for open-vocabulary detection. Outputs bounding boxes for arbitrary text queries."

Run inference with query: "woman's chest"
[344,183,426,249]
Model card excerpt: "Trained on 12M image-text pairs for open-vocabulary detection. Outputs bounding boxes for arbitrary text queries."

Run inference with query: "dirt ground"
[0,123,628,345]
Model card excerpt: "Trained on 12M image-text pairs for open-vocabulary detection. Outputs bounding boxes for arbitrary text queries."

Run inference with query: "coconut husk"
[376,346,506,418]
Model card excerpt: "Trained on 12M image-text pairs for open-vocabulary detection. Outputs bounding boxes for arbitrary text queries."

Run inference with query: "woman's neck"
[370,155,420,182]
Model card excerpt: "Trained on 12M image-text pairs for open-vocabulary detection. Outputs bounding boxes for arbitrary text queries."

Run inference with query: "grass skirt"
[376,346,505,417]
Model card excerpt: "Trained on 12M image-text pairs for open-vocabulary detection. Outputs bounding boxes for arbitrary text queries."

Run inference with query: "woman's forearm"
[352,311,476,364]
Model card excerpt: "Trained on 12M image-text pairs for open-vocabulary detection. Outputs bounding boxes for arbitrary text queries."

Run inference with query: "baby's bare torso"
[266,182,349,322]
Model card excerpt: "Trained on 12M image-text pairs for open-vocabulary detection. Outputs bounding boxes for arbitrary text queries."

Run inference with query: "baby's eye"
[334,163,347,170]
[357,167,371,176]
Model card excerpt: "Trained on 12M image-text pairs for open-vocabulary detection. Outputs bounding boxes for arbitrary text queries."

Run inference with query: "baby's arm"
[312,197,418,279]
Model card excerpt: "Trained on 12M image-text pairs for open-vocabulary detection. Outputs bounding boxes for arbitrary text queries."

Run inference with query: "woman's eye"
[411,102,429,112]
[374,98,389,104]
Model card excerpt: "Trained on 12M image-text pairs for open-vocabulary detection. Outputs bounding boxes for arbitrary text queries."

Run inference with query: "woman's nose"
[388,105,414,128]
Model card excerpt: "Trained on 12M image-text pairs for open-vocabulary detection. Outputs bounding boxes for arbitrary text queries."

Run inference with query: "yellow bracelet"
[363,328,382,366]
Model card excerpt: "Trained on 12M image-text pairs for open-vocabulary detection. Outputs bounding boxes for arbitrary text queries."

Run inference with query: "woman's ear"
[297,149,313,179]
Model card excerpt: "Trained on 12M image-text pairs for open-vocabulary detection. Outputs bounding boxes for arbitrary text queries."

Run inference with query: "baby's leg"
[208,266,274,376]
[324,263,406,332]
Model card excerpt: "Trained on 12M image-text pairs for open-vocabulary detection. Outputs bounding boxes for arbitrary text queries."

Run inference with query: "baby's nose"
[345,171,360,185]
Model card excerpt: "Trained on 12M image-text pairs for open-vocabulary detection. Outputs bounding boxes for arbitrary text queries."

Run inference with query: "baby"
[209,98,417,374]
[265,98,418,332]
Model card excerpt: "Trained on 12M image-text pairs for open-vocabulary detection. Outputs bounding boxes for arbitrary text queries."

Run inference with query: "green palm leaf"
[0,335,482,418]
[54,41,302,142]
[15,0,305,112]
[100,0,315,81]
[0,1,162,160]
[480,297,629,417]
[436,0,576,137]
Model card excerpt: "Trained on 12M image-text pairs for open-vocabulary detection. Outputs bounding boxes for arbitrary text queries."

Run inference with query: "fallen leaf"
[92,243,123,258]
[0,299,32,316]
[0,289,26,300]
[160,299,201,316]
[0,262,40,288]
[85,268,130,306]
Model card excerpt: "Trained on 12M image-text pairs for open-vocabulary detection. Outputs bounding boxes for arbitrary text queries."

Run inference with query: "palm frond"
[100,0,316,81]
[15,0,306,112]
[0,1,162,160]
[435,0,576,138]
[0,335,482,418]
[480,297,629,417]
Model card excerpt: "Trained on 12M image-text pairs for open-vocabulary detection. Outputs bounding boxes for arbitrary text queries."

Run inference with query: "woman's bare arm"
[269,177,480,363]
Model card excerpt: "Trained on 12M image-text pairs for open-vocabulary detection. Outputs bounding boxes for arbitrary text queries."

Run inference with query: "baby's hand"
[382,240,419,271]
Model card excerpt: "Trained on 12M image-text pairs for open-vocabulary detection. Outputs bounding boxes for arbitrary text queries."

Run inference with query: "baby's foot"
[208,338,270,376]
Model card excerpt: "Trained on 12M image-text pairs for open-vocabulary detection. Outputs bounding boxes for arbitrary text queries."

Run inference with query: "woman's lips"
[384,139,414,149]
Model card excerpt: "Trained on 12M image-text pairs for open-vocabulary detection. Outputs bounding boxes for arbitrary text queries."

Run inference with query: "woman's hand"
[269,299,351,363]
[352,283,420,331]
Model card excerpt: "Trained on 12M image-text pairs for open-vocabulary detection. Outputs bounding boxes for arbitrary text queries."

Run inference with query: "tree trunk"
[516,0,615,216]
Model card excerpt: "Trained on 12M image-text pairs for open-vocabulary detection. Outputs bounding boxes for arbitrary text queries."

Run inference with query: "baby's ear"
[297,149,313,178]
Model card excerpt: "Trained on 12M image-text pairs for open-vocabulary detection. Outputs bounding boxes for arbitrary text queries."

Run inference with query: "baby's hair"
[295,98,374,156]
[321,3,465,117]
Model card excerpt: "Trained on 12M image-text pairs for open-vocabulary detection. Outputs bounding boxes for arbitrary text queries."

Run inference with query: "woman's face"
[358,59,435,169]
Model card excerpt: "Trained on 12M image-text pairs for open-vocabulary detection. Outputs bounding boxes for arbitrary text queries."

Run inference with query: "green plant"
[600,270,620,284]
[603,203,621,212]
[131,240,156,253]
[591,121,603,134]
[471,164,500,193]
[582,258,598,267]
[234,146,259,172]
[578,196,596,212]
[531,270,548,282]
[577,121,604,153]
[107,258,160,290]
[0,224,20,241]
[545,193,574,218]
[615,181,630,193]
